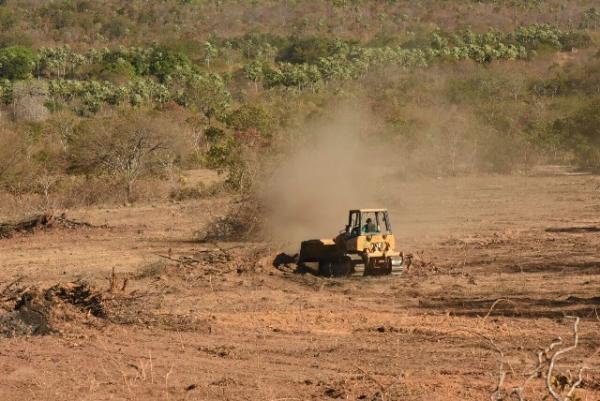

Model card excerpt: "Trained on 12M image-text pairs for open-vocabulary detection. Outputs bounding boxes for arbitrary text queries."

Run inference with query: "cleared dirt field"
[1,173,600,401]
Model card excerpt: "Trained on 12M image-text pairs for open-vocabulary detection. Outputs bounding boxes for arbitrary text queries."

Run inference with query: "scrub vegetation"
[0,0,599,209]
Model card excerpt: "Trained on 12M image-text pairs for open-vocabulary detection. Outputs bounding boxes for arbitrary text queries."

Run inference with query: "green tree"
[277,36,342,64]
[225,104,274,136]
[182,73,231,125]
[243,60,264,91]
[204,135,260,194]
[552,97,600,171]
[202,41,218,71]
[0,46,36,80]
[148,46,192,82]
[580,8,600,30]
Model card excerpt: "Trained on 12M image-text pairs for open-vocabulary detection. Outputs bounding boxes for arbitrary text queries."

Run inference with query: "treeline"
[1,6,600,210]
[0,24,591,114]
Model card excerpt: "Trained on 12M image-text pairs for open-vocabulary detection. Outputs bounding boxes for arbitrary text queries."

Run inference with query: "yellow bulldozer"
[298,209,404,277]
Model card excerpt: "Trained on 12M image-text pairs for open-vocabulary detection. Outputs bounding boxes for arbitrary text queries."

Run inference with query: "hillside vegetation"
[0,0,600,213]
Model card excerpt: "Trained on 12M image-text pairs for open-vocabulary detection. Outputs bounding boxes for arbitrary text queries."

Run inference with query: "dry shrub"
[0,128,28,189]
[169,180,227,201]
[55,175,126,207]
[196,196,263,242]
[0,175,125,216]
[135,261,168,279]
[55,174,170,207]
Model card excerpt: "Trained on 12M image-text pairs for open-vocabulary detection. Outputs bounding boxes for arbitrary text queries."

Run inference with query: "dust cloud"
[262,104,392,249]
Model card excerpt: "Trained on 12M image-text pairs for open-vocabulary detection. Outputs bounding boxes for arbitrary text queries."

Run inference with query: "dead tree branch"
[491,316,589,401]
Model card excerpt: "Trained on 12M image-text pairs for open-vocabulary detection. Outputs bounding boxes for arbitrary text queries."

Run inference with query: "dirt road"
[1,174,599,400]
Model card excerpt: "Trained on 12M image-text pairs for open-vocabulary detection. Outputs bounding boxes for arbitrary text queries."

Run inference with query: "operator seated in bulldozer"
[362,218,379,234]
[350,217,379,236]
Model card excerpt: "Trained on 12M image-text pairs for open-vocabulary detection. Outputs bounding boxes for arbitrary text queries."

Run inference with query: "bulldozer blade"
[390,256,404,275]
[390,266,404,275]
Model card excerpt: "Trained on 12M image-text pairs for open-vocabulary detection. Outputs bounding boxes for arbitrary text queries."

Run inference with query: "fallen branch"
[0,276,24,298]
[547,317,581,401]
[481,298,518,324]
[154,253,200,266]
[491,316,590,401]
[355,366,400,401]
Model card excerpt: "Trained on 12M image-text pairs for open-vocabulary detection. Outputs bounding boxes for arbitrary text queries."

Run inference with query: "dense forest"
[0,0,600,210]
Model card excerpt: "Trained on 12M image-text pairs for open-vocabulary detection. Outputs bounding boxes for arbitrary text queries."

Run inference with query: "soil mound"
[0,282,106,337]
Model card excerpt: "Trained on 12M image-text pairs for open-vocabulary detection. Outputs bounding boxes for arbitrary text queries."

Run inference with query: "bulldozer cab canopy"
[347,209,392,237]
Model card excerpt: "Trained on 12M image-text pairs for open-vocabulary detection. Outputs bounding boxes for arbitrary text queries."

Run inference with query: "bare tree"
[12,81,49,122]
[36,170,58,212]
[70,114,174,202]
